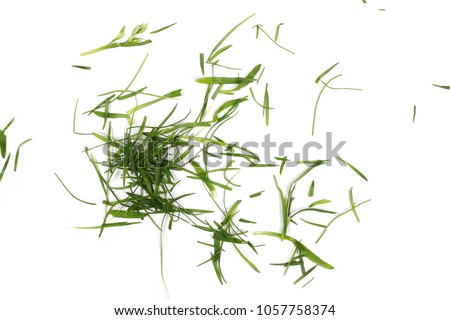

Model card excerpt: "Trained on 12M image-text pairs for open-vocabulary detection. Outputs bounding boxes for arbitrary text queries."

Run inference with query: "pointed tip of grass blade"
[433,84,450,90]
[72,65,91,70]
[336,156,368,182]
[308,180,315,197]
[315,62,339,84]
[249,190,265,198]
[149,22,177,34]
[3,118,15,132]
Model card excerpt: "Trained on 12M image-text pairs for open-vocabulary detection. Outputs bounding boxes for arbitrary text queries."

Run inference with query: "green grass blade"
[311,74,342,136]
[74,222,141,229]
[232,243,260,273]
[0,153,11,181]
[239,218,256,224]
[3,118,15,132]
[0,130,6,158]
[253,25,295,55]
[250,190,265,198]
[14,138,32,171]
[433,84,450,90]
[209,45,233,62]
[349,187,360,223]
[309,199,331,207]
[301,277,315,288]
[207,13,255,61]
[196,77,254,85]
[300,218,326,228]
[126,89,182,114]
[294,241,333,269]
[274,23,284,42]
[109,209,147,219]
[200,53,205,75]
[150,22,177,34]
[308,180,315,197]
[336,156,368,181]
[294,265,318,285]
[315,62,339,84]
[72,65,91,70]
[93,111,130,119]
[54,173,96,205]
[413,105,416,123]
[316,199,371,243]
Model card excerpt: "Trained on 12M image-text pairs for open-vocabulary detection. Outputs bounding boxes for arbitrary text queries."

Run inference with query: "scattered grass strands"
[336,156,368,181]
[254,231,333,269]
[315,199,371,243]
[150,22,176,34]
[54,173,96,205]
[72,65,91,70]
[312,69,362,135]
[311,74,342,136]
[207,13,255,62]
[413,105,416,123]
[249,86,272,125]
[320,80,362,91]
[308,180,315,197]
[249,190,265,198]
[315,62,339,84]
[253,24,295,55]
[81,23,152,56]
[14,139,32,171]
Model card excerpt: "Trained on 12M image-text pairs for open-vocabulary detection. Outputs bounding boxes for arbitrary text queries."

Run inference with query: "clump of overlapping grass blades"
[0,118,32,183]
[255,158,370,286]
[68,16,272,285]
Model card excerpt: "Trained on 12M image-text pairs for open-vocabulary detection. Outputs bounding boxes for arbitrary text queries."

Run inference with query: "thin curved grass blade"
[14,139,32,171]
[54,173,96,205]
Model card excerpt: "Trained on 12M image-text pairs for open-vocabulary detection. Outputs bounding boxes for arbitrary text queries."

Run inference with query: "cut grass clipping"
[311,62,361,136]
[0,118,31,183]
[66,15,371,289]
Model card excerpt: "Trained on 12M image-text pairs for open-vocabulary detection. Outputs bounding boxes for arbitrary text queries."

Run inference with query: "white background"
[1,0,450,319]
